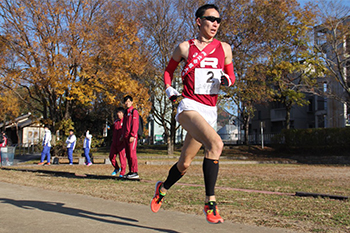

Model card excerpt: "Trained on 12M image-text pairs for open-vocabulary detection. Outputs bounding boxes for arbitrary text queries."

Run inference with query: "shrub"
[272,128,350,155]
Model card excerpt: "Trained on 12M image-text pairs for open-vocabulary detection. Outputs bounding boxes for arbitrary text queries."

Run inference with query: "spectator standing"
[66,129,76,165]
[109,107,126,177]
[0,132,8,148]
[83,130,93,166]
[0,131,8,164]
[122,95,139,179]
[38,125,52,165]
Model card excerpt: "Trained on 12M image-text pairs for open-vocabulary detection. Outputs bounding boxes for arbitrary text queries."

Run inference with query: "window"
[317,115,325,128]
[317,99,325,110]
[308,98,314,112]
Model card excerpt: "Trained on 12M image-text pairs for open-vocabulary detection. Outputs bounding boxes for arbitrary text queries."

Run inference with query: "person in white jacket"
[66,129,76,165]
[38,125,52,165]
[83,130,92,166]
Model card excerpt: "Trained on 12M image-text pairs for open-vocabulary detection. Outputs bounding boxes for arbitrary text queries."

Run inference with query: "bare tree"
[130,0,192,154]
[314,0,350,103]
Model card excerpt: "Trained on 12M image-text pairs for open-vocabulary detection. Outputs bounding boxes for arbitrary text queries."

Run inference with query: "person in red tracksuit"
[0,132,8,164]
[109,107,126,177]
[121,95,139,179]
[0,132,8,148]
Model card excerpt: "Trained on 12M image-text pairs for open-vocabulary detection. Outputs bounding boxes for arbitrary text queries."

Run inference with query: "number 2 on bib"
[194,68,221,94]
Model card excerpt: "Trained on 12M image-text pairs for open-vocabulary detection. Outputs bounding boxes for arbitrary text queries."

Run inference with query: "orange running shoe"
[38,162,45,165]
[203,201,224,224]
[150,181,165,213]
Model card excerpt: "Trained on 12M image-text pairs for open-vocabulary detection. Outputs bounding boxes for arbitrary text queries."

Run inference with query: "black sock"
[163,163,184,190]
[203,158,219,196]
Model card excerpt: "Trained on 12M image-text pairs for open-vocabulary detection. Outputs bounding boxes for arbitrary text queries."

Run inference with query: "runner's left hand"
[220,71,231,86]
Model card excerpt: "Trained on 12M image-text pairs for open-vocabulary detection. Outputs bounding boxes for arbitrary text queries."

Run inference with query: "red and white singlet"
[181,39,225,107]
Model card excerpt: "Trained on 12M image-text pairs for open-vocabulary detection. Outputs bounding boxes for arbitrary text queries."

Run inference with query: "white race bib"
[194,68,221,94]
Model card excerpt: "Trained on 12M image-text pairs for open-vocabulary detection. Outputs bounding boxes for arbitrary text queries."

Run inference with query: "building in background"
[249,15,350,144]
[147,106,240,145]
[0,113,45,147]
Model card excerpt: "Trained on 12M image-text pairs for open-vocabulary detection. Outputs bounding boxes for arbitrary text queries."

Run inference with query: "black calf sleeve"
[163,163,184,190]
[203,158,219,196]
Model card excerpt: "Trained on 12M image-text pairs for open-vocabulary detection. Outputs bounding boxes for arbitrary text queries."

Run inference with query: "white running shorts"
[176,98,217,128]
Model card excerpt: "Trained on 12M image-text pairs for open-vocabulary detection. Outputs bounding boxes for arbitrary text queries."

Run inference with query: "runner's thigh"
[178,110,221,149]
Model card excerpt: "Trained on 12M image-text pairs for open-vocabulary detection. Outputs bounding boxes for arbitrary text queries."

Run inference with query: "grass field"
[0,145,349,232]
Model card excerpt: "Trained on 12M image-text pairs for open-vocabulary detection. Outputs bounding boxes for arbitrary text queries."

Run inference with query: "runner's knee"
[206,139,223,159]
[177,161,191,173]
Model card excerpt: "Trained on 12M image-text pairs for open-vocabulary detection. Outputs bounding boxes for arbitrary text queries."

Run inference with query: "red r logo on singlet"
[200,57,218,69]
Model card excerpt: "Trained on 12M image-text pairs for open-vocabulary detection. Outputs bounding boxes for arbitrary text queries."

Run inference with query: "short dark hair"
[123,95,133,103]
[116,107,125,113]
[69,129,74,132]
[195,4,220,19]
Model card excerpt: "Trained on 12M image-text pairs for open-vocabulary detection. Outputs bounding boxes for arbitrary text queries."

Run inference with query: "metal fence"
[15,143,42,155]
[248,133,277,145]
[220,133,277,146]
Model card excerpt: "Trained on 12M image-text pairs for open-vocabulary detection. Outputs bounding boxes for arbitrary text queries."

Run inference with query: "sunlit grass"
[1,147,350,232]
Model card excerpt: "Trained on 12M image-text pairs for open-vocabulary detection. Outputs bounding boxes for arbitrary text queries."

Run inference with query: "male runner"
[150,4,235,224]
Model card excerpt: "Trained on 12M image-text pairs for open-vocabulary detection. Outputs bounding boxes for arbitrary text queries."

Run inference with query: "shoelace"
[207,201,217,216]
[156,187,166,204]
[156,194,164,204]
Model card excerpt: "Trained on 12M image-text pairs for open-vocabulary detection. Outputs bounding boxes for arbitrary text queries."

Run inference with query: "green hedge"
[272,128,350,155]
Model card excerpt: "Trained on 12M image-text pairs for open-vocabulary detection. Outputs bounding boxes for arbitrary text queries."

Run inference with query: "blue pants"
[41,146,51,163]
[84,148,91,164]
[67,148,74,164]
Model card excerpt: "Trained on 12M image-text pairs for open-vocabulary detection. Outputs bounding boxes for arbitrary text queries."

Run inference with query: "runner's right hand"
[166,86,180,102]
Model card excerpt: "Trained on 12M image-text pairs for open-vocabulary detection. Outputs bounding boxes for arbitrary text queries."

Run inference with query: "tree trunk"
[167,131,174,155]
[243,114,250,145]
[167,104,176,155]
[285,104,292,130]
[170,124,175,155]
[15,123,20,145]
[64,99,71,120]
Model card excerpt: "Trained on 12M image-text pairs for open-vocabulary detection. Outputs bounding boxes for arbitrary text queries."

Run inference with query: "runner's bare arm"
[222,42,232,65]
[164,41,190,101]
[164,41,189,89]
[174,41,189,62]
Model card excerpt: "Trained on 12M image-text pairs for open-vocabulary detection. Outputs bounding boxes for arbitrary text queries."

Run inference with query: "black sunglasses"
[200,16,222,24]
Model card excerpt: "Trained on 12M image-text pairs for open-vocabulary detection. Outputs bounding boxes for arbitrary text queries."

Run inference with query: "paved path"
[0,181,296,233]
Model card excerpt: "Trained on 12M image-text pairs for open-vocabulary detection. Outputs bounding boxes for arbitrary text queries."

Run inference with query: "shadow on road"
[0,198,179,233]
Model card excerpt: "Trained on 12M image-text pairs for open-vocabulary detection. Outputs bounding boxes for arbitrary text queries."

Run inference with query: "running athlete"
[150,4,235,224]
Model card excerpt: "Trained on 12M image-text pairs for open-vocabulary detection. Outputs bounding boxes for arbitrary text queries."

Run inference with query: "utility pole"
[260,121,264,149]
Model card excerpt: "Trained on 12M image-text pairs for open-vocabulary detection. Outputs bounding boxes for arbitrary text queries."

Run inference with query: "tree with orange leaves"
[0,0,150,136]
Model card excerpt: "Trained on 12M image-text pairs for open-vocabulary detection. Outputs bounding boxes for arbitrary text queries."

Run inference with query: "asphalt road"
[0,181,297,233]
